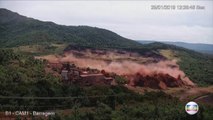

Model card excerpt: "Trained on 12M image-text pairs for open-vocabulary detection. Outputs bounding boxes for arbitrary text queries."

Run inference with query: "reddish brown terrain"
[124,73,186,89]
[35,48,195,90]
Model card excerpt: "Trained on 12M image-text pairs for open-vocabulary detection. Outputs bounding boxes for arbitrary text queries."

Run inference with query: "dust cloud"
[35,53,194,86]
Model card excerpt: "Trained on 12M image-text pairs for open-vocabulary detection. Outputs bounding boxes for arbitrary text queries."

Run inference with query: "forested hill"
[0,8,141,48]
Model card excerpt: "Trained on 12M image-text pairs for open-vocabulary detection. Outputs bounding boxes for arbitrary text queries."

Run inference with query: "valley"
[34,47,213,102]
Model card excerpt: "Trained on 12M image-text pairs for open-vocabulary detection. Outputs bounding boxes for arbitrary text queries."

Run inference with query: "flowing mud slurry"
[35,49,195,90]
[164,86,213,105]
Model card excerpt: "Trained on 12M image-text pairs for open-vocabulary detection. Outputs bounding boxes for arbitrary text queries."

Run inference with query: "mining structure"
[48,62,114,86]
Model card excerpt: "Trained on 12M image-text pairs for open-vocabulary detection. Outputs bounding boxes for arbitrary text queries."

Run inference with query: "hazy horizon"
[0,1,212,44]
[137,40,213,45]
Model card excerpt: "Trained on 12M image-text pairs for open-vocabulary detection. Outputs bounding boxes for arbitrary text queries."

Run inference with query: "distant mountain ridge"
[137,40,213,54]
[0,8,141,48]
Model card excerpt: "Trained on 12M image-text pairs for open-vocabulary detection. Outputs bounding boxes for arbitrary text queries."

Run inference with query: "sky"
[0,0,213,44]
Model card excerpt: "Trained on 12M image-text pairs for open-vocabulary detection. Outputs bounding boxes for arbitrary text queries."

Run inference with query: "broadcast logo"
[185,101,199,115]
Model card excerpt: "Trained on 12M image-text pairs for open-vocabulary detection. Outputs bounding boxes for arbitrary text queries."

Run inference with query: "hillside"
[0,8,212,86]
[145,43,213,85]
[0,8,213,120]
[0,8,141,48]
[1,48,213,119]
